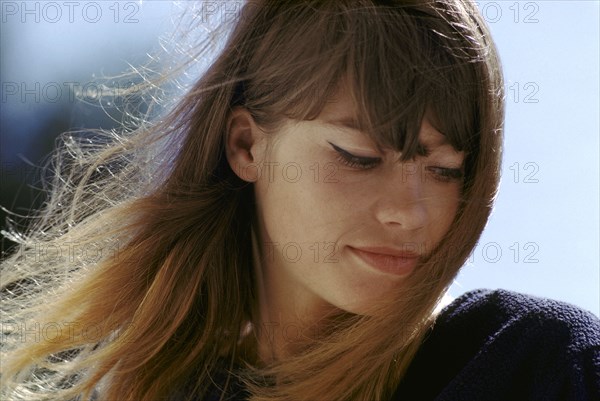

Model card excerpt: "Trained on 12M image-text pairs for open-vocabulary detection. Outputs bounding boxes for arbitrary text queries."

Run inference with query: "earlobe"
[225,107,265,182]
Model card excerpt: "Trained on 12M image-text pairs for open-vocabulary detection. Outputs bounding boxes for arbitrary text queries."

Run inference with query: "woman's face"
[228,87,465,318]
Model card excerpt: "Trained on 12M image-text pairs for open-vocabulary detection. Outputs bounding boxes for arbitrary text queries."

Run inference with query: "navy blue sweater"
[203,288,600,400]
[391,288,600,400]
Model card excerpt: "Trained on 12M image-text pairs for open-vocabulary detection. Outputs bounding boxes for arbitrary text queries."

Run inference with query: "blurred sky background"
[1,1,598,316]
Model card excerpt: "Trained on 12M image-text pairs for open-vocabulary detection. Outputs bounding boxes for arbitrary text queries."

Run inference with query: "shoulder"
[439,288,599,349]
[392,288,600,401]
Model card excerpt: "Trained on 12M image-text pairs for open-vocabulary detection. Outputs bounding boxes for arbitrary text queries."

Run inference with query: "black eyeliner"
[327,141,380,162]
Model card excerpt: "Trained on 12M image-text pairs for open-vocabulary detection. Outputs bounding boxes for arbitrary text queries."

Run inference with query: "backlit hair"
[1,1,504,400]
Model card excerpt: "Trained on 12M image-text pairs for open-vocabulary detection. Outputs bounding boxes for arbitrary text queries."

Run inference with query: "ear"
[225,107,267,182]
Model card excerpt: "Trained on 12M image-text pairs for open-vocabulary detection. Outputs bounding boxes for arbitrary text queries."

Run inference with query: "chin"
[332,293,391,317]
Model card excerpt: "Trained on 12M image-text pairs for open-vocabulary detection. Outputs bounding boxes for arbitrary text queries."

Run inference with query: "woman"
[1,1,598,400]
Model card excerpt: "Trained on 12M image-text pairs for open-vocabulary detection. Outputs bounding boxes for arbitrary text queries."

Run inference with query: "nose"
[373,162,427,231]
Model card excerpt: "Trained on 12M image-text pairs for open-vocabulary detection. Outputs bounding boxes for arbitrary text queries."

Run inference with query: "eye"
[425,166,464,183]
[420,144,465,183]
[328,142,381,170]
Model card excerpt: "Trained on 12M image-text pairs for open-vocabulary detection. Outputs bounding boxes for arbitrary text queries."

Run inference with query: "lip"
[349,246,419,276]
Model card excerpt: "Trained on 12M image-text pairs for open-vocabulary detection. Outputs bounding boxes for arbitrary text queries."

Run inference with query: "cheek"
[424,187,462,237]
[256,141,359,238]
[255,165,349,245]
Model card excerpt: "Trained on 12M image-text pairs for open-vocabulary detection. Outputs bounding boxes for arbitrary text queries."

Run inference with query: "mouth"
[348,246,419,276]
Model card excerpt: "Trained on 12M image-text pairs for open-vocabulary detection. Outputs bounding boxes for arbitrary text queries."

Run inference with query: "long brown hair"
[1,1,504,400]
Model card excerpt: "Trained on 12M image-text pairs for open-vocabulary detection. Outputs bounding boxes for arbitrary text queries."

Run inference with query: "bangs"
[243,2,485,163]
[340,4,482,162]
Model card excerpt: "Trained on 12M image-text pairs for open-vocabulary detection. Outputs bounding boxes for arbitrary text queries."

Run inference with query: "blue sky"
[1,1,598,316]
[448,1,599,316]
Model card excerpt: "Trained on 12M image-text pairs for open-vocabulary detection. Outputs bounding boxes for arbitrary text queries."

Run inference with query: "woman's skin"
[226,84,465,363]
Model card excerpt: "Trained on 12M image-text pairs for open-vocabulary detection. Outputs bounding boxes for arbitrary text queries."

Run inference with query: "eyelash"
[330,142,464,183]
[425,166,464,183]
[330,143,381,169]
